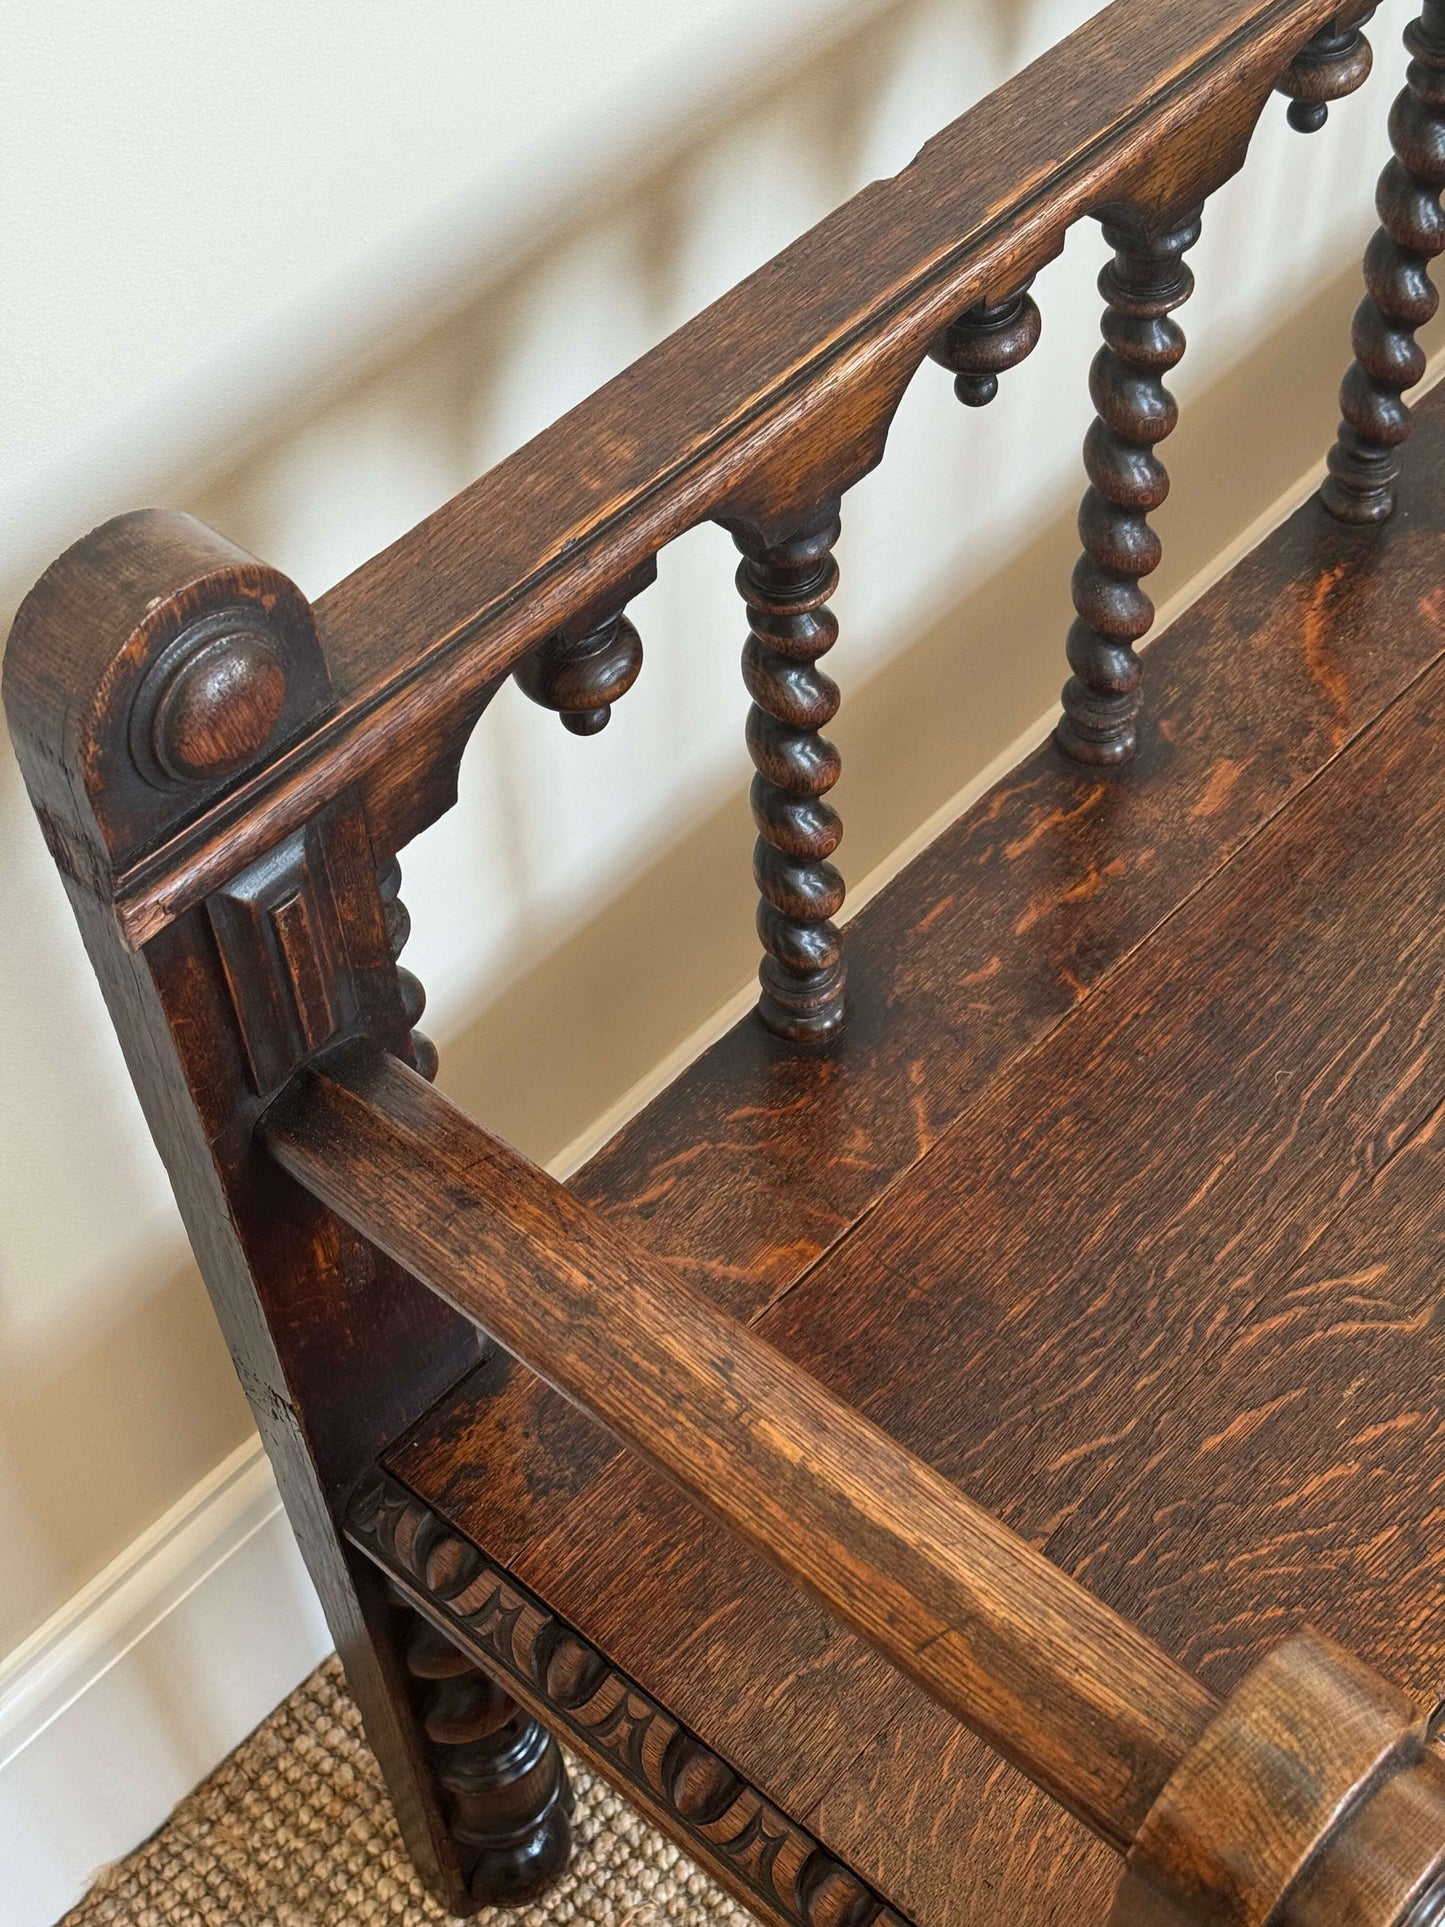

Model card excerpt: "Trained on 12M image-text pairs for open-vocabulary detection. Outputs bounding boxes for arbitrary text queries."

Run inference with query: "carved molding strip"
[348,1473,913,1927]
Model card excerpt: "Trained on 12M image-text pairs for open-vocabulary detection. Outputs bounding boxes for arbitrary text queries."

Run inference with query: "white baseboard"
[0,1440,330,1927]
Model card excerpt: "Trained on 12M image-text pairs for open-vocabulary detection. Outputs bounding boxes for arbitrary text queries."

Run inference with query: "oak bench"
[7,2,1444,1921]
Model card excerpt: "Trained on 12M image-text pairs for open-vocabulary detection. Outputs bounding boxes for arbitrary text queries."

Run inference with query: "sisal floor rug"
[64,1657,750,1926]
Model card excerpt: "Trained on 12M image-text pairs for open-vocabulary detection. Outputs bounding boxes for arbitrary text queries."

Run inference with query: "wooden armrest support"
[262,1035,1217,1852]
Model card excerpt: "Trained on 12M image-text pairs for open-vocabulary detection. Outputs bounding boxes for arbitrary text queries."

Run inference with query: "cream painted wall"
[0,0,1428,1661]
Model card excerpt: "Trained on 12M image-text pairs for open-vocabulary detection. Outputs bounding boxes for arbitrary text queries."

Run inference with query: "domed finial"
[148,628,288,781]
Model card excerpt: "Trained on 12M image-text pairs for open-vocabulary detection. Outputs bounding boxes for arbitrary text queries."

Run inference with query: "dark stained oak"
[1057,209,1201,765]
[512,599,646,738]
[737,506,849,1042]
[264,1039,1219,1853]
[401,1608,574,1905]
[929,278,1042,406]
[385,571,1445,1922]
[1324,0,1445,521]
[390,375,1445,1586]
[1276,9,1375,132]
[8,4,1445,1921]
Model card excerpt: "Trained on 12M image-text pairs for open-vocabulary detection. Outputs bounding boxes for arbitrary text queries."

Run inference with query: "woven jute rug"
[64,1657,750,1926]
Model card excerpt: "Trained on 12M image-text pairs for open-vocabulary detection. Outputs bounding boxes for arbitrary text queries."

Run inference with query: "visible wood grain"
[512,598,646,738]
[1112,1631,1439,1926]
[392,376,1445,1587]
[89,0,1351,943]
[1276,9,1375,132]
[928,279,1042,407]
[6,6,1442,1919]
[391,641,1445,1924]
[2,521,491,1912]
[348,1475,912,1927]
[264,1038,1218,1851]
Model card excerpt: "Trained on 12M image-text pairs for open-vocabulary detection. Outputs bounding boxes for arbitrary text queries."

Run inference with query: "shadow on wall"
[0,0,1411,1652]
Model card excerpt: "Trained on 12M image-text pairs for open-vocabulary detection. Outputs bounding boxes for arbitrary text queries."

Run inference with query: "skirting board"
[0,1440,330,1927]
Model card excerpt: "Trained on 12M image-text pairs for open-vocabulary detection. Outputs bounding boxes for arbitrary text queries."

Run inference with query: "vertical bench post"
[2,512,571,1914]
[737,504,848,1043]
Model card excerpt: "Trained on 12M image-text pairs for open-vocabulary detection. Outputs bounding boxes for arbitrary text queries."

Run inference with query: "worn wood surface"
[97,0,1352,946]
[7,4,1439,1917]
[266,1038,1220,1852]
[383,424,1445,1921]
[1112,1630,1439,1925]
[347,1475,913,1927]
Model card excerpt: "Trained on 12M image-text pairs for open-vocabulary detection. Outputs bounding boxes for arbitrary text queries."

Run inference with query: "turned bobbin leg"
[736,505,847,1044]
[404,1613,573,1905]
[1056,211,1201,766]
[375,856,576,1905]
[1322,1,1445,524]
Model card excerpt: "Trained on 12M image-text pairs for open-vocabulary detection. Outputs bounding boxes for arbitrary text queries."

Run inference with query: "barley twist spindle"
[737,505,846,1043]
[1322,1,1445,522]
[1056,211,1201,766]
[378,856,438,1081]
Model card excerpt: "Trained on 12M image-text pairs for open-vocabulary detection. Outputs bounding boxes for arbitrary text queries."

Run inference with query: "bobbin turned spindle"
[1056,210,1201,767]
[377,857,438,1082]
[1322,0,1445,522]
[931,278,1042,405]
[1277,10,1374,131]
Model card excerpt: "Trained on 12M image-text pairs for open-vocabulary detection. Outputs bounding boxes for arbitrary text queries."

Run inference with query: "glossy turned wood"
[929,278,1042,406]
[1113,1632,1442,1926]
[382,401,1445,1922]
[402,1612,573,1905]
[738,506,848,1042]
[1276,9,1374,131]
[5,4,1441,1920]
[1057,210,1200,764]
[348,1473,911,1927]
[1324,1,1445,521]
[513,606,644,736]
[390,376,1445,1594]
